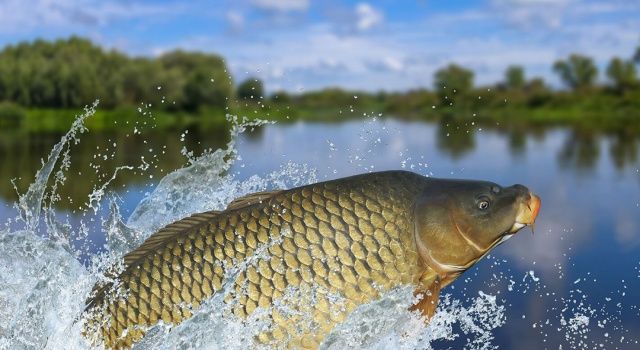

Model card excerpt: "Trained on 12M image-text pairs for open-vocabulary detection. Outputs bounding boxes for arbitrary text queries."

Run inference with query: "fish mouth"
[509,192,541,233]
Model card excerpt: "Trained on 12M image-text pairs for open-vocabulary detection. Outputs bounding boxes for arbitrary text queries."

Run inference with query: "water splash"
[14,102,96,242]
[0,107,638,349]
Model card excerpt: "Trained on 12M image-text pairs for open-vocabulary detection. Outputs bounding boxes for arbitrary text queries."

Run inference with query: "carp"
[83,170,540,349]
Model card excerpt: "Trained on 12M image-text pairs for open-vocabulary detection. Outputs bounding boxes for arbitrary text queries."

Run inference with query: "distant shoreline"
[1,37,639,135]
[2,93,639,136]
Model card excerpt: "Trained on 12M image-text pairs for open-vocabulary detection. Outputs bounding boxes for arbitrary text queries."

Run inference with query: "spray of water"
[0,105,637,349]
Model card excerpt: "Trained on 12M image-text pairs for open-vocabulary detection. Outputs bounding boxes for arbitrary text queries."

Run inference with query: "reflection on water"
[558,130,601,172]
[436,119,476,159]
[507,128,527,156]
[3,119,638,208]
[610,132,639,170]
[0,126,230,209]
[1,117,640,349]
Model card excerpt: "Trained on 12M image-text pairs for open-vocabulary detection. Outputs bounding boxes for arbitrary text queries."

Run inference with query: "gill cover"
[413,192,477,275]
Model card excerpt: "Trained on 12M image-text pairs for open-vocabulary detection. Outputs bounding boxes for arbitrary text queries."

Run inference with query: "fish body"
[84,171,540,349]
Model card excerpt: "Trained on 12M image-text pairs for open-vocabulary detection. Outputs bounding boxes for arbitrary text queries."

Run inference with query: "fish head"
[413,179,540,275]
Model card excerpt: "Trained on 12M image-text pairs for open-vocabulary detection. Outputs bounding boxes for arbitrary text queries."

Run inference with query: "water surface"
[1,116,639,349]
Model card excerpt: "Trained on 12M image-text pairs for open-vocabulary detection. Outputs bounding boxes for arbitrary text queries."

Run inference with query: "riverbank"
[1,87,640,135]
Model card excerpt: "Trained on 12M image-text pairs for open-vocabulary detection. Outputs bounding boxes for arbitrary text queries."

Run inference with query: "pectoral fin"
[409,272,442,320]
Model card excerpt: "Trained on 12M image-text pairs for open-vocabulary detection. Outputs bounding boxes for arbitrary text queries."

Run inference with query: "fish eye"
[491,186,501,194]
[477,197,490,210]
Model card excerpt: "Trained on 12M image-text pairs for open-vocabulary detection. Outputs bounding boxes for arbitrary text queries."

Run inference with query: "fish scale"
[84,171,426,349]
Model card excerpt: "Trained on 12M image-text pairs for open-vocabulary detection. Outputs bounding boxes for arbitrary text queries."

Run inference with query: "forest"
[1,37,640,135]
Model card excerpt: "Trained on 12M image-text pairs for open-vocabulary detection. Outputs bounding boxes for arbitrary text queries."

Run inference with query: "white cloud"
[322,2,384,35]
[491,0,573,29]
[0,0,69,31]
[493,0,640,29]
[162,3,639,93]
[251,0,309,13]
[6,0,637,93]
[0,0,179,33]
[355,3,383,32]
[501,0,565,4]
[226,10,245,32]
[381,57,404,71]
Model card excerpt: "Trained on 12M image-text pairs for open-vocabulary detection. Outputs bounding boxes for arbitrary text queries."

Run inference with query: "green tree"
[160,51,233,111]
[120,59,165,106]
[433,64,474,105]
[553,54,598,91]
[505,65,525,89]
[524,77,552,107]
[237,78,264,100]
[606,57,637,92]
[270,90,291,103]
[633,45,640,65]
[0,37,233,111]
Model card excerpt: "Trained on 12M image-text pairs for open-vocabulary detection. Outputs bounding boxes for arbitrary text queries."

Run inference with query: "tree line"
[265,43,640,133]
[0,37,242,111]
[432,50,639,100]
[1,37,639,124]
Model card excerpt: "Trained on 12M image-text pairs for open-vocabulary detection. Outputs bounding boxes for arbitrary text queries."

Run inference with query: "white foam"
[0,108,636,349]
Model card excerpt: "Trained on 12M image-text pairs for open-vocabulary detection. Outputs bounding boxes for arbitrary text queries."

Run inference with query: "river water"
[1,109,639,349]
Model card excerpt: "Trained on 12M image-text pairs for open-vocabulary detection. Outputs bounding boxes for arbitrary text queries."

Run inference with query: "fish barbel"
[83,170,540,349]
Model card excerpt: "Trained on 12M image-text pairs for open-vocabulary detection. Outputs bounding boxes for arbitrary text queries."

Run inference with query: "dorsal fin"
[122,210,221,266]
[85,210,221,312]
[226,190,283,211]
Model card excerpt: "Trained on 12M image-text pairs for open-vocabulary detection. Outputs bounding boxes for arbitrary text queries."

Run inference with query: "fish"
[82,170,541,349]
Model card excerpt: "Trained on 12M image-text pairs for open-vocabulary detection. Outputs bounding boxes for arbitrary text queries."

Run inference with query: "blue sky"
[0,0,638,92]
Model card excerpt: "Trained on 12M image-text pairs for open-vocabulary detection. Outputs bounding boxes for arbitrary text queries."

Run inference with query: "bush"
[0,38,233,111]
[237,78,264,101]
[0,101,25,126]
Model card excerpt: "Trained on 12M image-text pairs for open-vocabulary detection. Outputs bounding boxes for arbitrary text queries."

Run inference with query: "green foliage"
[553,54,598,90]
[505,65,525,89]
[2,37,640,137]
[270,90,291,103]
[160,51,232,111]
[385,89,438,116]
[0,37,115,108]
[237,78,264,100]
[0,101,25,126]
[293,88,366,108]
[433,64,474,106]
[524,78,552,107]
[0,37,232,111]
[606,57,637,92]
